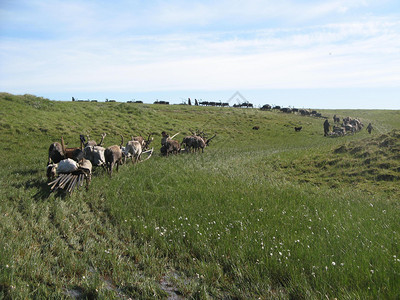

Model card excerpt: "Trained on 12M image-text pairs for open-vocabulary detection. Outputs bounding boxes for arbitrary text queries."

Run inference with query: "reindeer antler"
[80,135,86,150]
[206,134,216,145]
[170,132,180,140]
[61,136,66,155]
[99,132,106,146]
[140,148,154,162]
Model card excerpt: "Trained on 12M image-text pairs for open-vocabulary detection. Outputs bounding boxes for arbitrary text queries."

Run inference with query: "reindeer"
[181,136,196,153]
[181,130,216,153]
[161,131,181,156]
[332,126,346,136]
[48,136,83,164]
[192,135,206,152]
[333,115,340,123]
[124,139,142,163]
[48,142,64,164]
[104,135,124,177]
[194,133,216,153]
[164,140,181,156]
[82,133,107,167]
[181,130,199,153]
[46,163,58,181]
[83,144,106,167]
[83,132,106,148]
[62,136,84,162]
[47,136,84,180]
[132,133,153,151]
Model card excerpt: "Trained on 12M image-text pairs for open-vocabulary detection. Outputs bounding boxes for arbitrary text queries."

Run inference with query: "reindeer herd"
[46,130,216,193]
[328,115,365,137]
[163,130,217,155]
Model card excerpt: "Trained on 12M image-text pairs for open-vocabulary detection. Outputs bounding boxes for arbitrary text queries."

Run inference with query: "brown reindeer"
[48,136,84,164]
[161,131,181,156]
[132,133,153,151]
[104,135,124,177]
[181,130,216,153]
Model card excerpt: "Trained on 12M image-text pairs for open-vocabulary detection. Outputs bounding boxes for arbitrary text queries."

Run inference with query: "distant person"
[323,119,330,136]
[367,123,373,134]
[188,98,191,105]
[195,99,199,106]
[161,131,169,146]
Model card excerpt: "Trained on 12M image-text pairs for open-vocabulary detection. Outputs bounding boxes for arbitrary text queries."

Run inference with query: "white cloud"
[1,0,387,37]
[1,1,399,98]
[2,17,399,94]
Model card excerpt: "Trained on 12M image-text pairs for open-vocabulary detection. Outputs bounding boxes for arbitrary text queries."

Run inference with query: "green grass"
[0,93,399,298]
[281,129,400,196]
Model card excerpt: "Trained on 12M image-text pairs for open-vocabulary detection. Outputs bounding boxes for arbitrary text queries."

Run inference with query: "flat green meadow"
[0,93,399,299]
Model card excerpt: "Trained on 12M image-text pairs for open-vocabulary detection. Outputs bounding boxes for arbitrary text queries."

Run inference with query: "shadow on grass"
[10,166,108,201]
[11,169,41,176]
[12,178,69,200]
[65,286,98,300]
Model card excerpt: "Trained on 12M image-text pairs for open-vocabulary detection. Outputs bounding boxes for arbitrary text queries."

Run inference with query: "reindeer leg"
[109,162,114,177]
[85,172,91,190]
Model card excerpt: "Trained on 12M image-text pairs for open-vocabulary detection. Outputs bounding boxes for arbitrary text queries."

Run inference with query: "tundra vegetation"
[0,93,400,299]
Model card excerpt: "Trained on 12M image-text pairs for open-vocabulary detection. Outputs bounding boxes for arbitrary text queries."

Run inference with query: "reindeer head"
[46,163,58,181]
[144,133,154,150]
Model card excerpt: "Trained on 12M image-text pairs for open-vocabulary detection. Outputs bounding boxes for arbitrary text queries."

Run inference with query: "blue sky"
[0,0,399,108]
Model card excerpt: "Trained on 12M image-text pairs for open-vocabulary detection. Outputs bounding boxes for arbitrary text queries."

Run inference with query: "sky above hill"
[0,0,399,108]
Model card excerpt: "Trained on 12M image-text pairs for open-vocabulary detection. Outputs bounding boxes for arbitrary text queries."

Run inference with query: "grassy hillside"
[0,93,399,299]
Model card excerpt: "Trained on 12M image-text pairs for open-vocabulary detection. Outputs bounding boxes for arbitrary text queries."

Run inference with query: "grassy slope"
[0,93,399,299]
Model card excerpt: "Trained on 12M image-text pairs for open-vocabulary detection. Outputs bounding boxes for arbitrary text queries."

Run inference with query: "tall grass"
[1,93,399,298]
[101,146,400,298]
